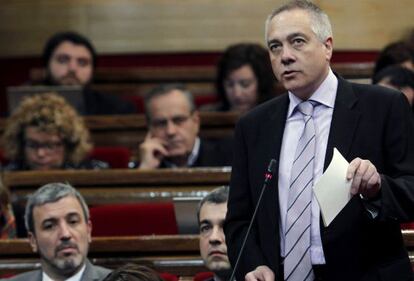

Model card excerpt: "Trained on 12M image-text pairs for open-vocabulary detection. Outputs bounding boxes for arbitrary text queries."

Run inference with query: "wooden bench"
[3,168,231,205]
[0,235,205,278]
[1,230,413,278]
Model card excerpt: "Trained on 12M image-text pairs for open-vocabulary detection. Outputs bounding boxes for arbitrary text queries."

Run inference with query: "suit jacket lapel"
[324,76,361,170]
[81,260,96,281]
[261,95,289,268]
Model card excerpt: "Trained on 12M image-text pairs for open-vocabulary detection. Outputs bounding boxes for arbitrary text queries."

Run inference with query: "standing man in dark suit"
[224,1,414,281]
[2,182,111,281]
[137,83,233,169]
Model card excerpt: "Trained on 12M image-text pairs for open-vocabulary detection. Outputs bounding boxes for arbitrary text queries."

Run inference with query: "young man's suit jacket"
[225,75,414,281]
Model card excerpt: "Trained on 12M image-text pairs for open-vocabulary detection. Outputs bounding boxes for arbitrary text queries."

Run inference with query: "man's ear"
[87,220,92,243]
[28,232,38,253]
[324,37,333,61]
[192,110,201,130]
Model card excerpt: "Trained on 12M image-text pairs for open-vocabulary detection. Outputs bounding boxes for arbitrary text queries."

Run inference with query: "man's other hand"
[245,265,275,281]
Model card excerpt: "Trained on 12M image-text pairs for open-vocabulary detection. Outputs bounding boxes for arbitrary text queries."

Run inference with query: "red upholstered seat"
[123,95,145,113]
[90,146,131,168]
[159,272,179,281]
[194,271,214,281]
[90,202,178,236]
[401,223,414,229]
[0,149,9,165]
[194,95,219,108]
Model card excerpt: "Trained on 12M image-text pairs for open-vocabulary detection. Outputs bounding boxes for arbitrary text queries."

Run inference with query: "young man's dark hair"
[373,41,414,77]
[43,31,97,69]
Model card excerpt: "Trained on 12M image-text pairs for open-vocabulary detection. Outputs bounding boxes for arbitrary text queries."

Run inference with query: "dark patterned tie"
[284,101,316,281]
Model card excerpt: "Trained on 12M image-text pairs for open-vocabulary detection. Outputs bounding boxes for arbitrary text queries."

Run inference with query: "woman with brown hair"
[2,92,108,170]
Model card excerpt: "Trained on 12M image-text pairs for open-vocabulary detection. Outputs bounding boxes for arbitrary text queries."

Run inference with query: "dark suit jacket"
[158,138,233,168]
[192,138,233,167]
[224,76,414,281]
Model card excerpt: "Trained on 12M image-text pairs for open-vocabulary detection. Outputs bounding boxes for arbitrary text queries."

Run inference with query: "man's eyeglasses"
[25,140,64,151]
[150,113,193,130]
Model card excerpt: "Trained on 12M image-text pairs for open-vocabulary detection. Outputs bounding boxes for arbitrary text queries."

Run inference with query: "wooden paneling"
[0,1,412,57]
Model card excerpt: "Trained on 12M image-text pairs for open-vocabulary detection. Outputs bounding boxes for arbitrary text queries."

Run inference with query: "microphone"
[228,159,278,281]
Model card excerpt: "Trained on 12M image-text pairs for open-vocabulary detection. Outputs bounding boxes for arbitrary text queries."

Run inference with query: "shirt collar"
[187,137,201,166]
[163,137,200,168]
[42,263,86,281]
[287,68,338,118]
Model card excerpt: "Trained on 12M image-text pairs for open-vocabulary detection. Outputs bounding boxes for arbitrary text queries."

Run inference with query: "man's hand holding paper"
[347,157,381,199]
[314,148,382,226]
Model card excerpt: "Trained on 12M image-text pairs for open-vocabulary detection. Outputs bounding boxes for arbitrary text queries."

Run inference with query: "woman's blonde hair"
[3,93,92,165]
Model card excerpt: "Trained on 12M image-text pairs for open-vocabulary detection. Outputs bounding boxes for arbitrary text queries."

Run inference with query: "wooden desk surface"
[3,168,231,204]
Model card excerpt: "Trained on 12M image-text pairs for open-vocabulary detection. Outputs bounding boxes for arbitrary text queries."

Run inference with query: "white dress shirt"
[278,69,338,264]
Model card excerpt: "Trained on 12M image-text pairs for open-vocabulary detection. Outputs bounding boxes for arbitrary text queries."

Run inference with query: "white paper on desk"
[314,148,352,227]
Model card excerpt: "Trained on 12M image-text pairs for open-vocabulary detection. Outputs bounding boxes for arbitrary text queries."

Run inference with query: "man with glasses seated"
[2,93,108,171]
[136,84,233,169]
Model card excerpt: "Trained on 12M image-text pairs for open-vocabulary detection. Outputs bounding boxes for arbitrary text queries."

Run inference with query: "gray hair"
[197,185,229,224]
[24,182,90,234]
[144,83,196,123]
[265,0,332,43]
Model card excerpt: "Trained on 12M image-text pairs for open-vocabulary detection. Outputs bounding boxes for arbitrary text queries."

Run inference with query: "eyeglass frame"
[24,139,65,152]
[148,110,196,131]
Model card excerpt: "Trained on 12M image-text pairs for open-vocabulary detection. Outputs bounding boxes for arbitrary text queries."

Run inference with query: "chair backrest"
[401,223,414,229]
[193,271,214,281]
[90,202,178,236]
[90,146,131,169]
[159,272,179,281]
[0,149,8,165]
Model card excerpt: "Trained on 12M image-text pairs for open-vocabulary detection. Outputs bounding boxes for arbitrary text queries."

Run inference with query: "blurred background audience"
[37,31,136,115]
[2,93,108,170]
[373,41,414,77]
[207,43,276,114]
[136,84,232,169]
[373,65,414,107]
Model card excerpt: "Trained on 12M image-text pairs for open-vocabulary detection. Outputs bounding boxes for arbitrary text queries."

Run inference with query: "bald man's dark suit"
[224,75,414,281]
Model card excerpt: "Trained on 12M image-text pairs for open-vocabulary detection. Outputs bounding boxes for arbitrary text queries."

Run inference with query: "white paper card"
[314,148,352,226]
